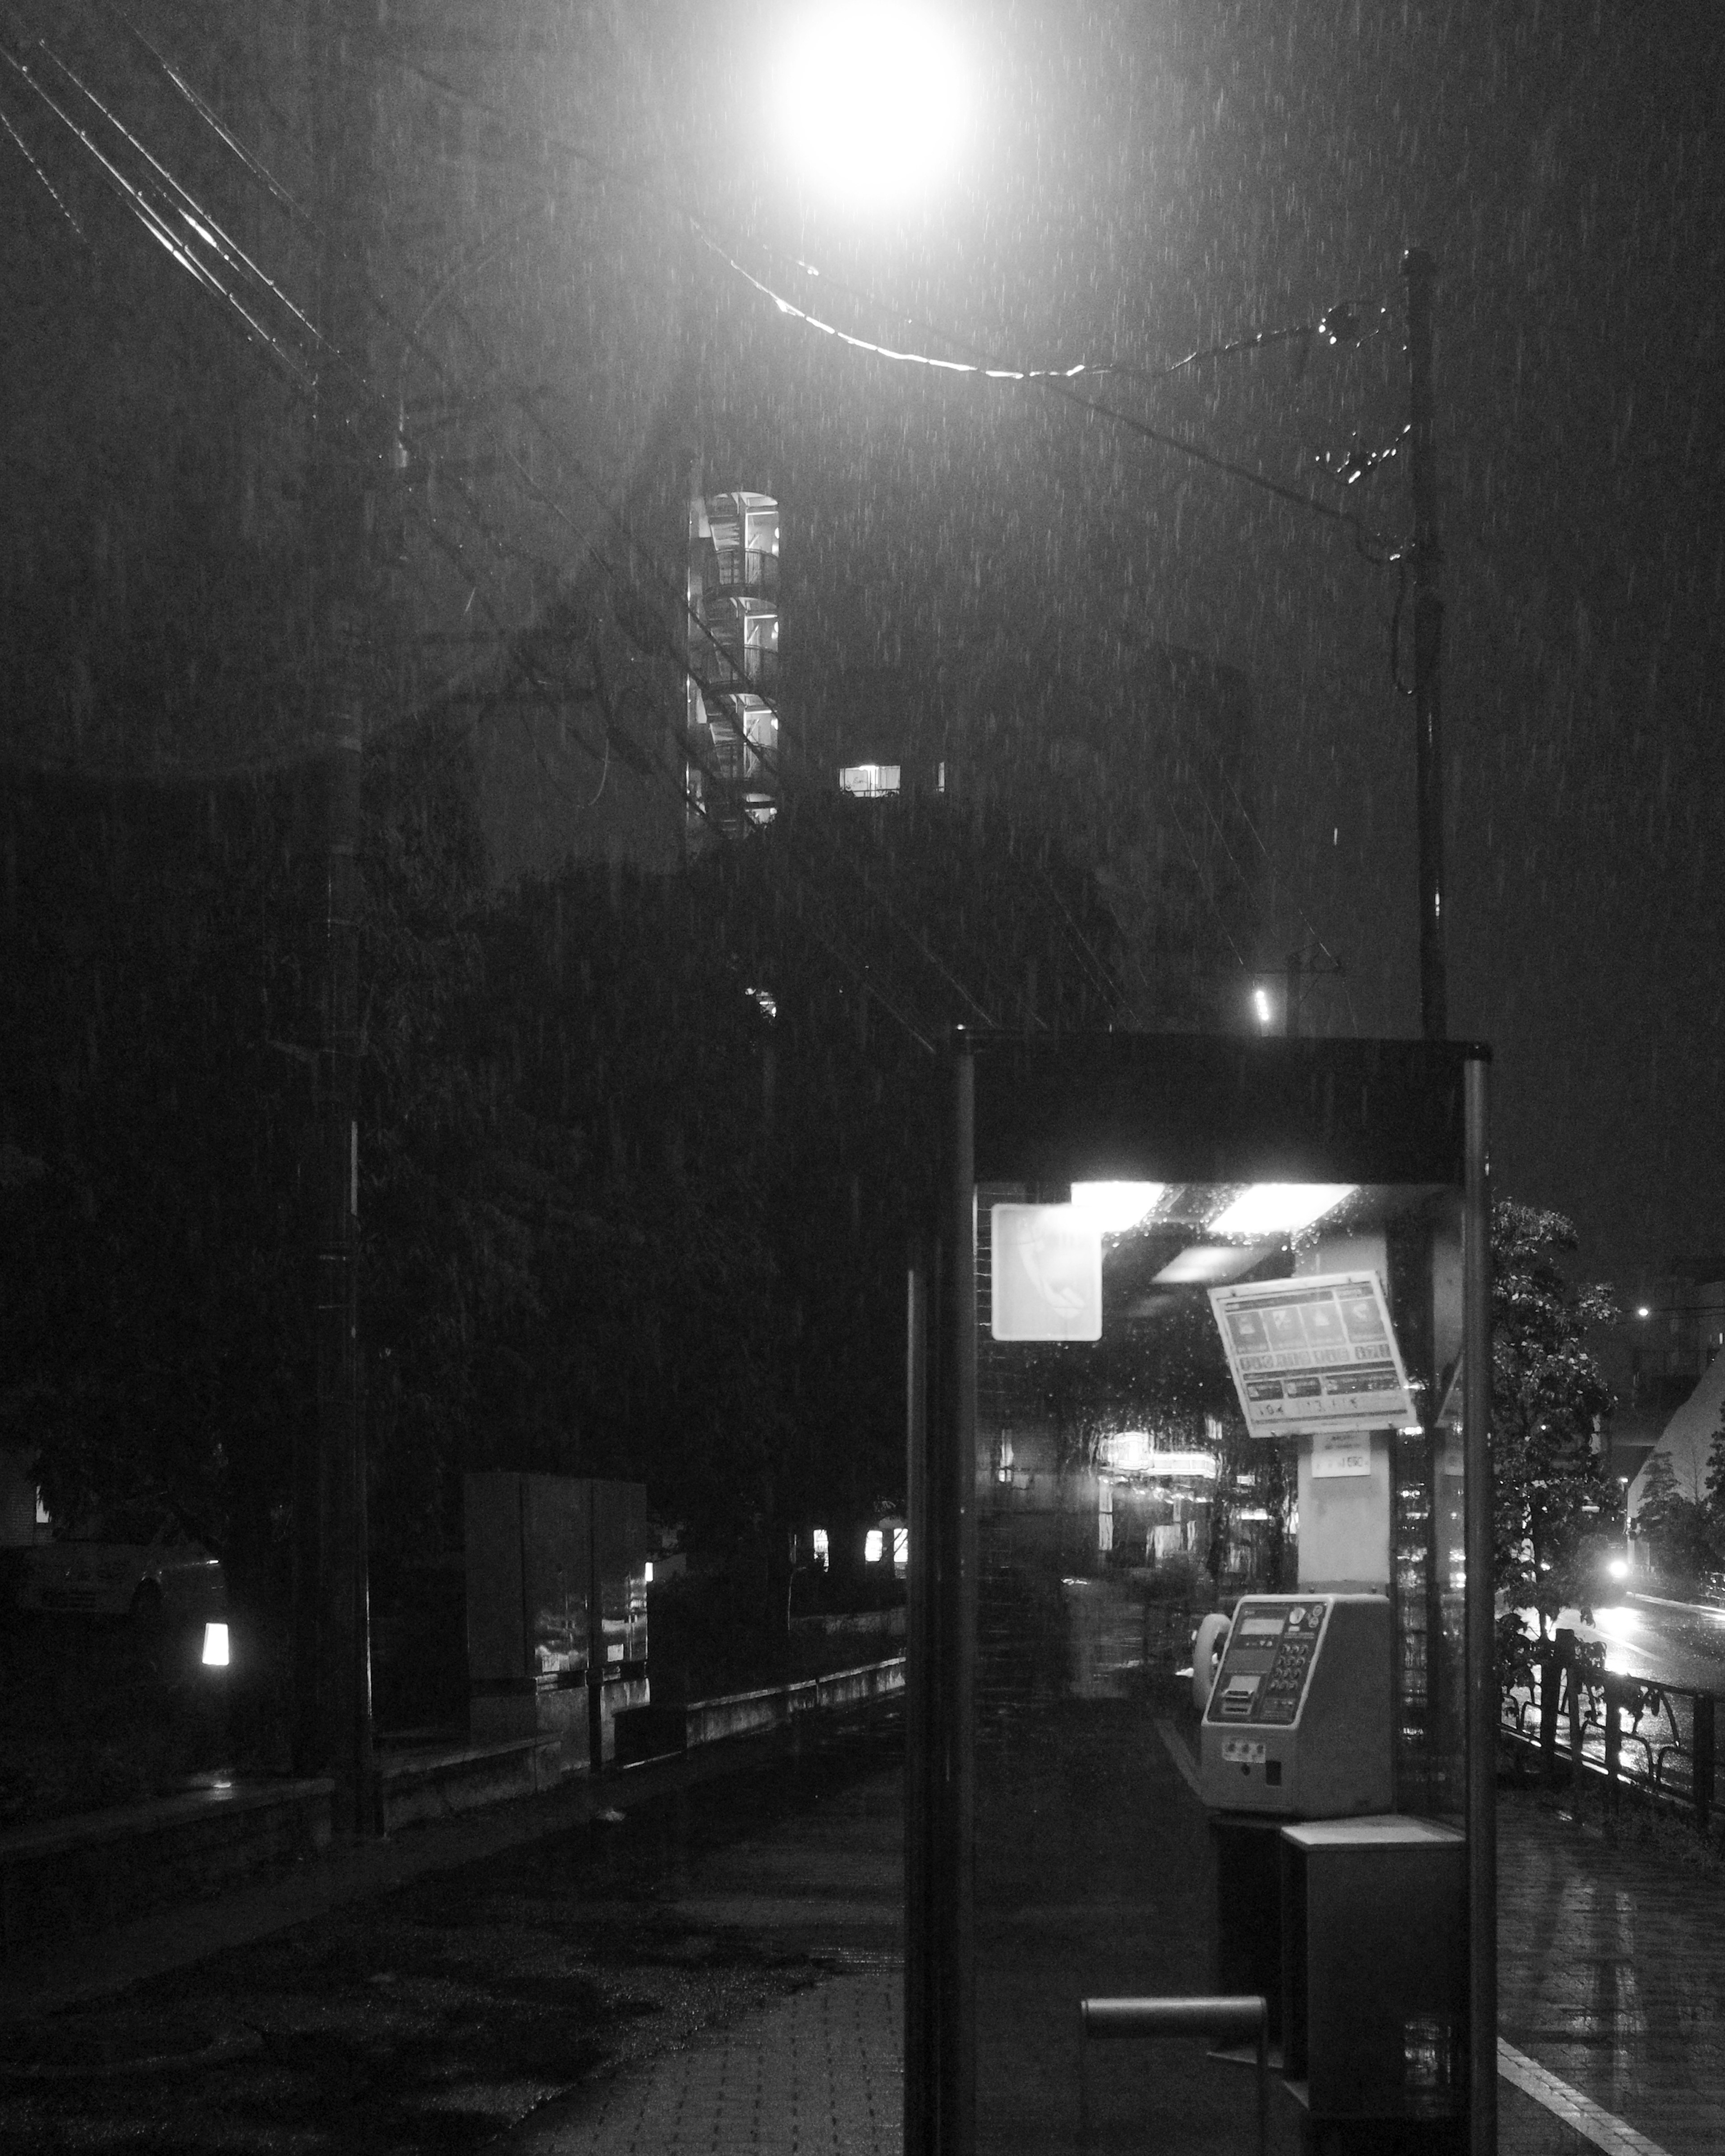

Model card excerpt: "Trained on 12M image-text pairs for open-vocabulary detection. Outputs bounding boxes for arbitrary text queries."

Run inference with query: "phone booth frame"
[905,1033,1493,2156]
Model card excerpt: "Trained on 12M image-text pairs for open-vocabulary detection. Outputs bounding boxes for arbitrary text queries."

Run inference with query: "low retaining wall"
[677,1656,906,1750]
[0,1776,332,1962]
[375,1734,564,1834]
[0,1657,907,1963]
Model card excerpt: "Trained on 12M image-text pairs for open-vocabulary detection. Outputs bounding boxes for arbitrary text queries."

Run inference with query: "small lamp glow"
[1609,1558,1628,1581]
[1635,1306,1650,1319]
[202,1621,230,1668]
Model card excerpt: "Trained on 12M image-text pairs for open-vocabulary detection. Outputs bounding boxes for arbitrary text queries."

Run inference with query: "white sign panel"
[990,1205,1103,1342]
[1208,1270,1413,1438]
[1311,1431,1373,1479]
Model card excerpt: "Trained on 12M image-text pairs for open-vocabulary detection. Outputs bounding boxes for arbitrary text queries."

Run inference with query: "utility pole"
[1404,247,1447,1042]
[295,0,374,1834]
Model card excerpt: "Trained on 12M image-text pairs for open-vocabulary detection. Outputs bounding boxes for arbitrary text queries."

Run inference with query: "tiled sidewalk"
[1498,1794,1725,2156]
[509,1969,902,2156]
[507,1791,1725,2156]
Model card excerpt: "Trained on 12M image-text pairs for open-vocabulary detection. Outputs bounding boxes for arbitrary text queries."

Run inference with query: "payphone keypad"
[1208,1599,1327,1726]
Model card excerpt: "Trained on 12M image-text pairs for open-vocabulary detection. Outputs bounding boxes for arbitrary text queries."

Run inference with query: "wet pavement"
[1498,1789,1725,2156]
[2,1694,1723,2155]
[0,1709,902,2155]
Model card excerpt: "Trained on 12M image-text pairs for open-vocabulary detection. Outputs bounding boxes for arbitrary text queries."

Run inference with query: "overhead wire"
[14,7,1360,1040]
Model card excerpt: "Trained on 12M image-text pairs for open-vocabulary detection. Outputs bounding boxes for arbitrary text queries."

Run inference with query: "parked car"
[12,1504,224,1622]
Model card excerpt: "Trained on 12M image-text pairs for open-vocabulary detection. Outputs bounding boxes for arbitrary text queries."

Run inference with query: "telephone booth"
[906,1034,1493,2156]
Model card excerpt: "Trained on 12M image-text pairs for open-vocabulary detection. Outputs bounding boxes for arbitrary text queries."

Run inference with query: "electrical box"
[1199,1592,1392,1817]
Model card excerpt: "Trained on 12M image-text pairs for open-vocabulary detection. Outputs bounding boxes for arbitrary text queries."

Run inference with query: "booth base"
[1212,1815,1286,2045]
[1280,2081,1467,2156]
[1280,1816,1467,2147]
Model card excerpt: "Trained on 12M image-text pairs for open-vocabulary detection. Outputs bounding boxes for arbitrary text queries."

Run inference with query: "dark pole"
[296,0,375,1834]
[1463,1056,1495,2156]
[1404,247,1447,1041]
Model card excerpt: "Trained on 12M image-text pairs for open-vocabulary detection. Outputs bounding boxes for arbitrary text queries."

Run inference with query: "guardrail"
[1501,1631,1719,1829]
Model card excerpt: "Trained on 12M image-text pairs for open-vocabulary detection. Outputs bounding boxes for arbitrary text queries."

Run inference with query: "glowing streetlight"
[772,4,972,212]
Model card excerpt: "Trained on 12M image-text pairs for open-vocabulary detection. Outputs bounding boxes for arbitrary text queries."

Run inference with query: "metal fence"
[1501,1636,1719,1829]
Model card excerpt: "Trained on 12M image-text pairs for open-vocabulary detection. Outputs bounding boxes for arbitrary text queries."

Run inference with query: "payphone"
[907,1033,1492,2156]
[1198,1593,1392,1816]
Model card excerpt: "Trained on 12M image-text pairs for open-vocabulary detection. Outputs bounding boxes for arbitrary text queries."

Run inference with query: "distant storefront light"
[1097,1431,1218,1479]
[813,1526,830,1570]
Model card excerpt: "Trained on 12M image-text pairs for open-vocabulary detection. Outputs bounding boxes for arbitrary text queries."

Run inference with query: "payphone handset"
[1198,1592,1392,1818]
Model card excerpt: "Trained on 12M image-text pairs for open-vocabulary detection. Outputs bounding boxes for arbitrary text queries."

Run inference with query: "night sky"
[681,0,1725,1295]
[5,0,1722,1299]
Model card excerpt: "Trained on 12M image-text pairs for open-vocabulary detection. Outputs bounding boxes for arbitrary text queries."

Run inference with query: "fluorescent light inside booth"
[1153,1244,1271,1286]
[1069,1182,1165,1235]
[1206,1183,1355,1237]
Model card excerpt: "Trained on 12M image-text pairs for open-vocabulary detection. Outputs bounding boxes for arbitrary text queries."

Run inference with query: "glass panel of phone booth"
[969,1176,1468,2155]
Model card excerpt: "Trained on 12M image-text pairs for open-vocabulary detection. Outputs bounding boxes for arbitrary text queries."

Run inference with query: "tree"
[1705,1425,1725,1527]
[1636,1448,1715,1584]
[1491,1201,1619,1688]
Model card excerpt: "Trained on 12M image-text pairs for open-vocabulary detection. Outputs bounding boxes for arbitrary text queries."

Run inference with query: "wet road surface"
[1557,1592,1725,1692]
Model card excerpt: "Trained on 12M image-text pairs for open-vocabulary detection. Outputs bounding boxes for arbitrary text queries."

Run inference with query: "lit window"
[893,1527,908,1574]
[865,1528,884,1564]
[995,1430,1015,1484]
[202,1622,230,1668]
[644,1560,654,1584]
[812,1526,830,1570]
[34,1489,50,1527]
[839,764,900,798]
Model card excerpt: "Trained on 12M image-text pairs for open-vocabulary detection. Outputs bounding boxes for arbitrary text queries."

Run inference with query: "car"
[12,1503,224,1623]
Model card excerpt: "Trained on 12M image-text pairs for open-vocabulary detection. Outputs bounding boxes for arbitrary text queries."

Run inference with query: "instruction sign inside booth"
[1209,1270,1413,1438]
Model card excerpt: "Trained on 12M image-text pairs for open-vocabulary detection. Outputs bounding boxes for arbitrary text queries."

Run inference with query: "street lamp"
[772,3,972,212]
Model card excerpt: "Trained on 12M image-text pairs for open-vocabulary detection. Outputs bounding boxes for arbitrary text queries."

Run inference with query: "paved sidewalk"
[509,1970,902,2156]
[501,1758,1725,2156]
[1498,1794,1725,2156]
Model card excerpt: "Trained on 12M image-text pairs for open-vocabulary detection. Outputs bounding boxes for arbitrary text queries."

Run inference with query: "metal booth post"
[905,1034,1495,2156]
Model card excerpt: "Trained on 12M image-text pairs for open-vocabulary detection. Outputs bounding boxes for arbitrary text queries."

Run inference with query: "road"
[1554,1589,1725,1692]
[0,1707,903,2156]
